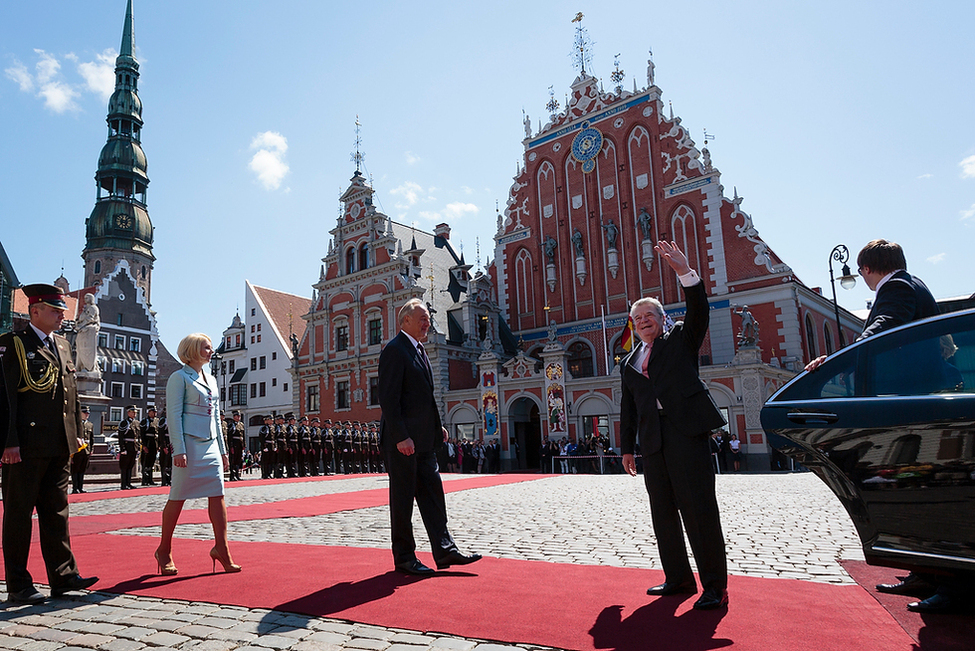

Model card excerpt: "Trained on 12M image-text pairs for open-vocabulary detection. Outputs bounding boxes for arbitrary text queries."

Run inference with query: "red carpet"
[1,476,924,650]
[841,560,973,651]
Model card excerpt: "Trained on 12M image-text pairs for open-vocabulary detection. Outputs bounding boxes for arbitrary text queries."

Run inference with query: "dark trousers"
[119,446,136,487]
[140,438,157,484]
[261,449,274,478]
[158,449,172,486]
[1,456,78,592]
[383,443,456,566]
[229,443,243,480]
[70,451,89,493]
[642,415,727,592]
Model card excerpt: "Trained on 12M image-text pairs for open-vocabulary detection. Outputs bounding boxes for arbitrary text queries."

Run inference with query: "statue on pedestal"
[74,294,100,374]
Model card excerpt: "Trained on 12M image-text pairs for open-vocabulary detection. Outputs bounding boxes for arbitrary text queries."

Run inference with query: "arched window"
[514,249,534,323]
[567,341,595,378]
[94,260,101,274]
[670,205,699,273]
[345,248,356,274]
[823,323,834,355]
[141,265,146,279]
[805,314,817,359]
[359,243,369,271]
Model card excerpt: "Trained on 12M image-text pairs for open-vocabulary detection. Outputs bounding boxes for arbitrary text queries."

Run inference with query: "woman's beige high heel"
[209,546,241,573]
[154,549,178,576]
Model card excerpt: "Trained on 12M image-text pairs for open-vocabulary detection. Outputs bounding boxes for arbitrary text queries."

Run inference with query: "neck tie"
[418,343,433,381]
[45,336,59,360]
[641,344,651,378]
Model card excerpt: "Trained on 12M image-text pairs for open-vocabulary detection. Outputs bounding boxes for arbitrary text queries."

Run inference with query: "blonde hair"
[177,333,211,365]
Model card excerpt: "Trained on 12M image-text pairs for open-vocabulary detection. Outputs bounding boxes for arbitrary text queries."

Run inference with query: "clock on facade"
[115,214,132,229]
[571,121,603,173]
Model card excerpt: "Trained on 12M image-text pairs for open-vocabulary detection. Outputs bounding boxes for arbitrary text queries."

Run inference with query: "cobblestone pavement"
[2,472,864,650]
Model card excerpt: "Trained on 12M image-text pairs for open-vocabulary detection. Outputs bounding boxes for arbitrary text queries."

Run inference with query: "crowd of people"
[539,433,626,474]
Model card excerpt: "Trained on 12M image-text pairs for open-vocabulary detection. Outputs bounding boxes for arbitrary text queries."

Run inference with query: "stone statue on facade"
[543,235,558,263]
[547,320,558,342]
[637,207,653,241]
[74,293,100,374]
[602,219,619,249]
[734,305,760,348]
[571,229,584,257]
[290,332,299,360]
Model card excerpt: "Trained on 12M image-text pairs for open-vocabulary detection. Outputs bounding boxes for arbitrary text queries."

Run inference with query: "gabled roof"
[249,282,310,357]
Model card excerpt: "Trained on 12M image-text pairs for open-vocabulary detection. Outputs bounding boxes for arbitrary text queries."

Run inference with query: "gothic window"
[670,205,699,273]
[94,260,101,274]
[567,340,595,378]
[805,314,818,359]
[514,248,534,322]
[824,323,834,355]
[141,265,146,279]
[345,248,356,274]
[359,244,370,271]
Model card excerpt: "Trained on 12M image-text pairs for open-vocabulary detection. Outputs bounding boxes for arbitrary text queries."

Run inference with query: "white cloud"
[38,81,79,113]
[405,151,420,165]
[926,253,946,264]
[961,203,975,221]
[961,155,975,179]
[460,185,474,195]
[417,210,440,221]
[390,181,423,209]
[34,49,60,84]
[916,173,933,179]
[443,202,479,221]
[4,60,33,91]
[77,49,117,101]
[248,131,289,190]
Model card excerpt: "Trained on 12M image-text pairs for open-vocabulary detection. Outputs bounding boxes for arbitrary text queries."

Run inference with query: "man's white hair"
[629,297,665,321]
[397,298,427,326]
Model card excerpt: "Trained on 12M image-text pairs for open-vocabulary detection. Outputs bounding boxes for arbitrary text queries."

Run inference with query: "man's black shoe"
[395,559,435,576]
[50,575,98,597]
[907,591,969,614]
[877,573,934,597]
[6,587,45,604]
[436,551,482,570]
[647,581,697,596]
[693,587,729,610]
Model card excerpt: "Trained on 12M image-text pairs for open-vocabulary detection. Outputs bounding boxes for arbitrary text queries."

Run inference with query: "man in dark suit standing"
[0,283,98,603]
[620,242,729,610]
[227,411,245,481]
[378,298,482,576]
[117,405,139,490]
[139,407,159,486]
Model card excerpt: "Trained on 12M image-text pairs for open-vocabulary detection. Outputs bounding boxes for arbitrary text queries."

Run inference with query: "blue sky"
[2,1,973,349]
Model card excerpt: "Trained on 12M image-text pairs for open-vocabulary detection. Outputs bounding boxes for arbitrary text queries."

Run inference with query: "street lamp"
[829,245,857,347]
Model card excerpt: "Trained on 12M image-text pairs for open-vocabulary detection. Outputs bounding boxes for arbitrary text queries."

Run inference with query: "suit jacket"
[620,281,725,455]
[378,331,443,452]
[857,270,939,341]
[166,364,225,457]
[0,328,80,457]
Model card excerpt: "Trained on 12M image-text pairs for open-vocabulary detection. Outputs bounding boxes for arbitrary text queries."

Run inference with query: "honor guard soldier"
[259,414,275,479]
[285,414,298,477]
[139,406,159,486]
[296,415,310,477]
[117,405,139,490]
[0,283,99,602]
[351,422,363,473]
[308,417,322,476]
[341,421,354,473]
[274,414,287,478]
[227,410,245,481]
[157,410,172,486]
[321,419,334,475]
[70,406,94,494]
[369,423,382,473]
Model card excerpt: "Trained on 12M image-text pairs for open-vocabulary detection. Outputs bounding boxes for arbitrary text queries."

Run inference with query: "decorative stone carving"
[74,294,100,375]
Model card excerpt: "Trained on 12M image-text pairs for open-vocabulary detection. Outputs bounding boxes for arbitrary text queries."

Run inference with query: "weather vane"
[571,12,593,74]
[703,128,716,145]
[611,53,625,94]
[546,85,560,116]
[351,115,364,172]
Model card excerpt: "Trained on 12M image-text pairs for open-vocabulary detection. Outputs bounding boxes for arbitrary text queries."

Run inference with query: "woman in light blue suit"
[154,333,241,575]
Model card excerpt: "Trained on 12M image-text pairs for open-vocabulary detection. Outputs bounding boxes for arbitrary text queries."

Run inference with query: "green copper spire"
[83,0,154,302]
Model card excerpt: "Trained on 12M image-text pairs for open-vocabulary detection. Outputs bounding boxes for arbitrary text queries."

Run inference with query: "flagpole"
[601,304,609,373]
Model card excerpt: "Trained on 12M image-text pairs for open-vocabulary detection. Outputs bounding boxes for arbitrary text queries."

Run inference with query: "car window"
[864,314,975,397]
[775,350,858,401]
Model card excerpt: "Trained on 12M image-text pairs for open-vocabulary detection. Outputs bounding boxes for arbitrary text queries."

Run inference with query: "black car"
[761,308,975,577]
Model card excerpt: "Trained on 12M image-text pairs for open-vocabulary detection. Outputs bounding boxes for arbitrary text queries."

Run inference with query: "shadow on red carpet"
[841,559,973,651]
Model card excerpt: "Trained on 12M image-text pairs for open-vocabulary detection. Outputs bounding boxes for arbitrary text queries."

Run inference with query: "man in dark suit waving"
[378,298,481,576]
[620,242,729,610]
[0,284,98,603]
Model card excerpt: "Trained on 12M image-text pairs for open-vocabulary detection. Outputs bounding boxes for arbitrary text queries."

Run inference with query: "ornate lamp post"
[829,245,857,347]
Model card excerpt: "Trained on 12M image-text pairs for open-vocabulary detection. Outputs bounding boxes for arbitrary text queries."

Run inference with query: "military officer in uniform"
[274,414,287,478]
[322,419,334,475]
[139,406,159,486]
[227,410,245,481]
[296,415,310,477]
[341,421,354,473]
[117,405,139,490]
[157,410,172,486]
[70,406,94,494]
[308,417,321,476]
[259,414,275,479]
[285,414,298,477]
[0,283,99,603]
